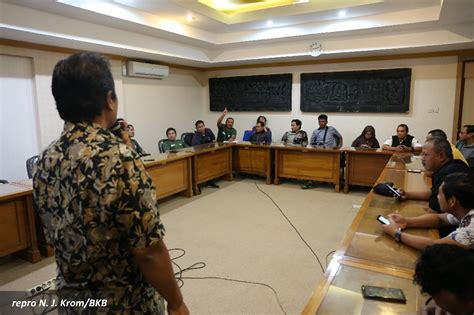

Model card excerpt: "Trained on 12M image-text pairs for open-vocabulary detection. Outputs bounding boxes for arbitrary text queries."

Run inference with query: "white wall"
[202,57,458,145]
[122,69,204,154]
[0,55,39,180]
[0,44,460,170]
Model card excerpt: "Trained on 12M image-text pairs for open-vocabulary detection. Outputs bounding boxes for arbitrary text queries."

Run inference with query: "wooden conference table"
[302,153,436,315]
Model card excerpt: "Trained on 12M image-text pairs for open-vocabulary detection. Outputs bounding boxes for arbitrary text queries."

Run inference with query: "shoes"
[207,182,220,188]
[301,181,316,189]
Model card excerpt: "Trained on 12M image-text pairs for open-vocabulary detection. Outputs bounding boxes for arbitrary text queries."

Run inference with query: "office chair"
[0,179,8,184]
[26,155,39,179]
[243,130,253,141]
[181,132,194,146]
[158,139,167,153]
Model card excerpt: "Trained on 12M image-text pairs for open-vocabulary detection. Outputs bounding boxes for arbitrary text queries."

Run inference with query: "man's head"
[422,138,453,172]
[128,124,135,137]
[166,127,177,141]
[459,125,474,142]
[195,120,205,134]
[414,244,474,314]
[318,114,328,129]
[426,129,447,141]
[225,117,234,129]
[255,121,265,133]
[396,124,409,139]
[52,52,117,128]
[438,173,474,214]
[291,119,302,132]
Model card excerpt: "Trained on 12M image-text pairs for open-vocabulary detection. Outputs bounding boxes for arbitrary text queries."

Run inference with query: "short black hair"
[463,125,474,134]
[225,117,234,123]
[441,173,474,210]
[397,124,409,132]
[52,52,116,123]
[426,138,453,160]
[414,244,474,302]
[195,120,204,128]
[292,119,302,127]
[318,114,328,121]
[166,127,176,136]
[428,129,447,139]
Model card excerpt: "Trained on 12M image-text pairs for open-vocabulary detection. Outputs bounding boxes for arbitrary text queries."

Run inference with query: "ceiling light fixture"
[338,10,346,18]
[266,20,273,27]
[186,14,195,22]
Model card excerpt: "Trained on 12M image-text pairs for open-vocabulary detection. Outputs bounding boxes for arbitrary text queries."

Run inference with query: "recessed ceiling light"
[338,10,346,18]
[186,14,195,22]
[266,20,273,26]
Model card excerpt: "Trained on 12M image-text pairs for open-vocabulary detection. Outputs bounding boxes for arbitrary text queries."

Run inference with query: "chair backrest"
[26,155,39,179]
[158,139,167,153]
[0,179,8,184]
[181,132,194,146]
[243,130,253,141]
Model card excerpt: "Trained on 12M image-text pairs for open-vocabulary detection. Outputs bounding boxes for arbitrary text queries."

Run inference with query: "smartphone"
[385,184,401,198]
[361,285,406,303]
[407,169,422,173]
[376,215,390,225]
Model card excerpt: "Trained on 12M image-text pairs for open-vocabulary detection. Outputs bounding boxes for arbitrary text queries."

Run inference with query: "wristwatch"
[394,228,402,243]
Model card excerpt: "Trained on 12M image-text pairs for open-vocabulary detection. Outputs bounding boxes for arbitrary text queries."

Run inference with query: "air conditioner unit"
[126,61,169,79]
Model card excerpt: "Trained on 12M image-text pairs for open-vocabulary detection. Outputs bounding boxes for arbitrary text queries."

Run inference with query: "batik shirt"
[33,121,165,314]
[447,209,474,249]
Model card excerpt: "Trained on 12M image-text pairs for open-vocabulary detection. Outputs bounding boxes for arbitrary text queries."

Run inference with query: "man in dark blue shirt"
[192,120,215,146]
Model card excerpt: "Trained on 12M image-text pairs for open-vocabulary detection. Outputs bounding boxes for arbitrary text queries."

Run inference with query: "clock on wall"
[309,41,322,57]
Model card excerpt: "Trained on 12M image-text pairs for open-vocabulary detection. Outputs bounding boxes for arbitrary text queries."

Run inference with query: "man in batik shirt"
[33,52,188,314]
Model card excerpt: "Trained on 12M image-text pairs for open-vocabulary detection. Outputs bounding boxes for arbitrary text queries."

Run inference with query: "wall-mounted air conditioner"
[126,61,169,79]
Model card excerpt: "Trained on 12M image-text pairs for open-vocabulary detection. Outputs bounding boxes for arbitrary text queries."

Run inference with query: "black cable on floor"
[169,248,287,315]
[254,182,326,273]
[181,276,287,315]
[325,250,336,268]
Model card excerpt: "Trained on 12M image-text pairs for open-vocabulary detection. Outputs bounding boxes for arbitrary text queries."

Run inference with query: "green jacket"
[163,140,188,152]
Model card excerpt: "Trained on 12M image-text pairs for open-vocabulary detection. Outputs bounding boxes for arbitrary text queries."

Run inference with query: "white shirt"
[447,209,474,249]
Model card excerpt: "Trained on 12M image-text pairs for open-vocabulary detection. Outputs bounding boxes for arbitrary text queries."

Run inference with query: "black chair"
[26,155,39,179]
[181,132,194,147]
[158,139,167,153]
[0,179,8,184]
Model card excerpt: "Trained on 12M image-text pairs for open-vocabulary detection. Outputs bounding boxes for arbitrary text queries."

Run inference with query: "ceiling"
[1,0,473,68]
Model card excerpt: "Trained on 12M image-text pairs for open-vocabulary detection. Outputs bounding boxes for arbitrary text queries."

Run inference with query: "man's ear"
[105,91,115,111]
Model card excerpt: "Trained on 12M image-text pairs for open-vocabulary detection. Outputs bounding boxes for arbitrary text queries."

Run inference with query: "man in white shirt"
[382,124,422,152]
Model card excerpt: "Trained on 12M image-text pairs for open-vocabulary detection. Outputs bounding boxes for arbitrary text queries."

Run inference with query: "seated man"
[456,124,474,168]
[251,115,272,142]
[128,124,148,156]
[310,114,343,147]
[281,119,308,146]
[382,172,474,250]
[397,138,471,213]
[162,127,188,152]
[192,120,215,146]
[414,244,474,314]
[426,129,467,166]
[250,121,271,144]
[216,108,237,142]
[382,124,422,152]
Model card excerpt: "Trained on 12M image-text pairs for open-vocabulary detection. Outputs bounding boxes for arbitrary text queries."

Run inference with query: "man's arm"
[398,188,431,201]
[133,241,189,315]
[390,213,450,229]
[216,108,227,128]
[411,138,423,153]
[394,232,463,250]
[310,130,317,145]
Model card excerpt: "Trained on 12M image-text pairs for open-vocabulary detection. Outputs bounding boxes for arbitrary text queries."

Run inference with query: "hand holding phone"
[376,215,390,225]
[385,184,402,199]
